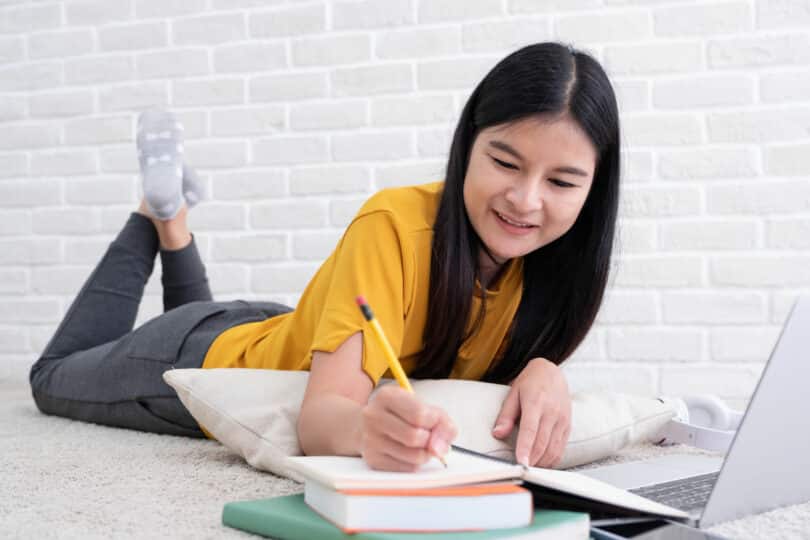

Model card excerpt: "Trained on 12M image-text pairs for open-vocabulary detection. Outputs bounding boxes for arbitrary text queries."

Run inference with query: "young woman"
[30,42,620,472]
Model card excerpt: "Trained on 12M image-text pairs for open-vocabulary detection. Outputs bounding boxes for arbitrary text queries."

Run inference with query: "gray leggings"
[29,212,292,437]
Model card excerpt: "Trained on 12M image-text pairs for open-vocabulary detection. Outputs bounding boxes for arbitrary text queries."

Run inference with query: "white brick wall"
[1,0,808,404]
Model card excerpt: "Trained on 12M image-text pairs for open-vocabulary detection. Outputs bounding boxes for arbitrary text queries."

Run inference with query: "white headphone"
[655,395,744,453]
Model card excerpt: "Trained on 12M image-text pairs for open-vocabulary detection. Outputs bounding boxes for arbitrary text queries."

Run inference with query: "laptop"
[581,295,810,528]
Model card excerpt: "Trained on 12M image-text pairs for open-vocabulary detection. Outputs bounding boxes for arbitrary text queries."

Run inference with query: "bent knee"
[28,355,56,410]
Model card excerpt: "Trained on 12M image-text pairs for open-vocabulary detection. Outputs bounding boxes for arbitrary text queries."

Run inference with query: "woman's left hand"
[491,357,572,468]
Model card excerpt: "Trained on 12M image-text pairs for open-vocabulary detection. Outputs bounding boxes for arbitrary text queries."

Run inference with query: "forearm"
[297,393,365,457]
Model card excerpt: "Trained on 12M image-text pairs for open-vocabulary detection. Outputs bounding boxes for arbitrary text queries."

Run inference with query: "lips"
[494,209,537,228]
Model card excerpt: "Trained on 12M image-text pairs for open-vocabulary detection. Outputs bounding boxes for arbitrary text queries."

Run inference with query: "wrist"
[349,403,367,457]
[528,356,554,367]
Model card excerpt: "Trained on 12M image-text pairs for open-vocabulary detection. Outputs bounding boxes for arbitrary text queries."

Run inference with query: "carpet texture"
[3,377,809,539]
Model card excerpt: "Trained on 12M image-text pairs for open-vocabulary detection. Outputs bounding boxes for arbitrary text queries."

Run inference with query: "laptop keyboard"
[630,471,720,512]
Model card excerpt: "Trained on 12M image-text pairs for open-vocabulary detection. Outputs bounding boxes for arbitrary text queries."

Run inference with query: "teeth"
[497,211,533,228]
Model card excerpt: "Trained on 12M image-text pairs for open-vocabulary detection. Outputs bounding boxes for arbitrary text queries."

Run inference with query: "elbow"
[296,405,315,456]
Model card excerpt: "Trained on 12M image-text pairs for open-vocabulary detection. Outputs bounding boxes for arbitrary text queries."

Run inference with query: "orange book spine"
[338,482,527,497]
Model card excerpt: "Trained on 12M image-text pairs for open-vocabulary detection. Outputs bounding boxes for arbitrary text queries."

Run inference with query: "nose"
[504,180,544,215]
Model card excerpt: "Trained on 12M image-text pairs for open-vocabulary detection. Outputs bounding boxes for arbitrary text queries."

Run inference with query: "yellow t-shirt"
[201,181,524,385]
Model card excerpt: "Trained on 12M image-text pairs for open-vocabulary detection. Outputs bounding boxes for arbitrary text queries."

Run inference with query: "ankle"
[136,199,151,218]
[151,204,192,250]
[158,231,192,251]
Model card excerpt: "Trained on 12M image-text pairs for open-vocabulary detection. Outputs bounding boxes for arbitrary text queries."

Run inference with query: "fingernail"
[493,423,505,433]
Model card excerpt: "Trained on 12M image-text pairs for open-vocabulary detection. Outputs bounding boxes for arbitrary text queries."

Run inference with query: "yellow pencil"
[356,295,449,467]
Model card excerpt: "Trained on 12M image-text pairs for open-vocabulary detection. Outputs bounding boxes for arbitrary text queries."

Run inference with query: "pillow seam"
[567,409,674,446]
[173,377,297,452]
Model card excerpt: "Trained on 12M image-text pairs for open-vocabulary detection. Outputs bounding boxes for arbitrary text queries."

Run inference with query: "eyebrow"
[488,140,590,177]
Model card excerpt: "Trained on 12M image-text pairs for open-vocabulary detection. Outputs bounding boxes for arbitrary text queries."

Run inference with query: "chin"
[487,243,535,263]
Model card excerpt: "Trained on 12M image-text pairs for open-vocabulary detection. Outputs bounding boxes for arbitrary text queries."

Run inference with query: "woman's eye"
[491,157,517,170]
[550,178,575,188]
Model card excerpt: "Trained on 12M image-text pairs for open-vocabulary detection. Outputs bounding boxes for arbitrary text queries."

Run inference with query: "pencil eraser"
[356,295,366,306]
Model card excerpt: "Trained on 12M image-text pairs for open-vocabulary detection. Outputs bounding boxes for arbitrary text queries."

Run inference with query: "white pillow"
[163,368,676,482]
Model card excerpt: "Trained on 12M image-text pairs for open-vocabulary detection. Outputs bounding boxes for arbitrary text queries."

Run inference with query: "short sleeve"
[309,210,413,385]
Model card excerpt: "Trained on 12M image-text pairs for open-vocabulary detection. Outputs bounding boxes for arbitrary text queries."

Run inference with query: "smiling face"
[462,114,598,275]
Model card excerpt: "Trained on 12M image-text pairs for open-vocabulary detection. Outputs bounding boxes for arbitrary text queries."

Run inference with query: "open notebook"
[287,448,689,521]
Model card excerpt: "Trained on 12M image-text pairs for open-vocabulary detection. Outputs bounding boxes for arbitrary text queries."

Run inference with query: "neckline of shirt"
[473,257,523,298]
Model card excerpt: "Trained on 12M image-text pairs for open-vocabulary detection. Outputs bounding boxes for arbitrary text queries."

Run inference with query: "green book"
[222,493,589,540]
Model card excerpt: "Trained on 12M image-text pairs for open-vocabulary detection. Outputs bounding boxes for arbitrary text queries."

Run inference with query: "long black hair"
[412,42,621,383]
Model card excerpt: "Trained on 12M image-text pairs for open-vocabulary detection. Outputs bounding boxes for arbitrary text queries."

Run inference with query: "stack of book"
[223,448,688,539]
[222,491,589,539]
[303,480,536,532]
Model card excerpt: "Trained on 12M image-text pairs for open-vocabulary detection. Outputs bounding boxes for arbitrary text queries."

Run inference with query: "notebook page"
[522,466,689,519]
[287,452,523,490]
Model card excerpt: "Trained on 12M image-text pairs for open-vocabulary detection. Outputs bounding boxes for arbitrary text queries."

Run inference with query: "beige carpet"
[3,375,810,539]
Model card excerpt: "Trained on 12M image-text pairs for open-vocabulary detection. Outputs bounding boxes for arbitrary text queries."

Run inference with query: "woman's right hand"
[359,384,458,472]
